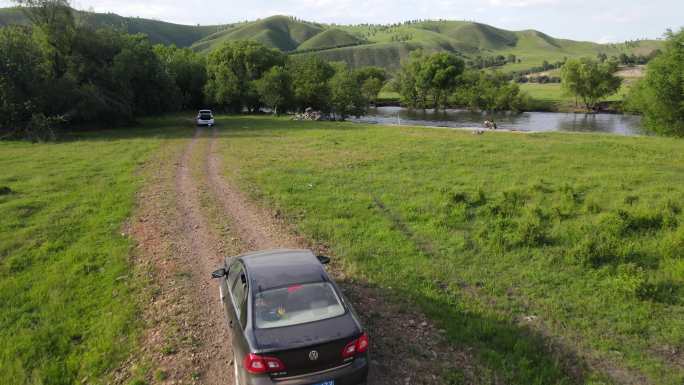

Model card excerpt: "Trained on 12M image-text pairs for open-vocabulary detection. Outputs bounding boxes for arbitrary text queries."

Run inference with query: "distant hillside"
[0,7,224,47]
[296,28,365,51]
[192,16,662,71]
[192,16,324,52]
[0,8,663,71]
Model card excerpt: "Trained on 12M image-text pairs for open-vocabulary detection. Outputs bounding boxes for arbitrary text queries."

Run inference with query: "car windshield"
[254,282,345,329]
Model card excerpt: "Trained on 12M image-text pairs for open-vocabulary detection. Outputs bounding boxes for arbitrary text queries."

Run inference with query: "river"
[353,106,645,136]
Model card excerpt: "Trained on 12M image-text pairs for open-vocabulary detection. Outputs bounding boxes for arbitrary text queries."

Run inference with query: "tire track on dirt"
[203,127,480,385]
[129,128,233,385]
[174,129,233,385]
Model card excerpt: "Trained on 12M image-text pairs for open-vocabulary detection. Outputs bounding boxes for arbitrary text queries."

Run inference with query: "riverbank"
[377,83,631,113]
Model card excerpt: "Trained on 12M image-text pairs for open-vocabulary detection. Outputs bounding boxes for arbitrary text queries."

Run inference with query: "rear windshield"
[254,282,345,329]
[199,114,212,119]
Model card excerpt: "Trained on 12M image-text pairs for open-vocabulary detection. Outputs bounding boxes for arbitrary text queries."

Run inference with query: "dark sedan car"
[211,249,369,385]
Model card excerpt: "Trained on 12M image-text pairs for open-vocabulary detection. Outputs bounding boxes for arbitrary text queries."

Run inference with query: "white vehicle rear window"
[254,282,345,329]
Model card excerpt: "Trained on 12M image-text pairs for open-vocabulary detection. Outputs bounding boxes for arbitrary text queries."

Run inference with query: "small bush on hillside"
[585,197,602,214]
[515,210,550,247]
[637,280,682,304]
[624,195,639,205]
[450,191,470,204]
[661,226,684,260]
[609,263,647,298]
[443,203,471,228]
[569,229,622,267]
[484,190,526,219]
[600,209,671,236]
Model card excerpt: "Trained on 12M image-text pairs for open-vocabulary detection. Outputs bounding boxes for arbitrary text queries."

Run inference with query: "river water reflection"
[354,106,645,136]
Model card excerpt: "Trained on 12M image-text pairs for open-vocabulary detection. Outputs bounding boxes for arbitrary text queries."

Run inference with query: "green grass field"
[0,119,189,385]
[4,115,683,384]
[215,116,684,384]
[520,83,631,111]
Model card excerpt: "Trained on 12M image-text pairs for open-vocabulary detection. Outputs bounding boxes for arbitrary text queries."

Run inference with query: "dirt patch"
[123,129,233,385]
[615,66,645,79]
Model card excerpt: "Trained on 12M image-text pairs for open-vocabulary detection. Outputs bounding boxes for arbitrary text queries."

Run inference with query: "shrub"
[569,229,621,267]
[661,226,684,260]
[585,198,602,214]
[637,280,681,304]
[609,263,647,298]
[600,209,668,236]
[515,211,550,247]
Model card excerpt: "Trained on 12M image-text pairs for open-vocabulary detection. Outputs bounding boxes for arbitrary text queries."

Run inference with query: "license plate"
[314,381,334,385]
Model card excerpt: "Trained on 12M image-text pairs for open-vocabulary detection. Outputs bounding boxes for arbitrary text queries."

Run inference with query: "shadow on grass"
[33,114,367,144]
[363,198,588,384]
[357,278,588,384]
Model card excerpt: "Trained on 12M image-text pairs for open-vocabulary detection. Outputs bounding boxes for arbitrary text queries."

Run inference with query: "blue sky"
[3,0,682,42]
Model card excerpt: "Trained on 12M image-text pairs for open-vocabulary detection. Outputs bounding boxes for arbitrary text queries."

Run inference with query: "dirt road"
[128,126,476,385]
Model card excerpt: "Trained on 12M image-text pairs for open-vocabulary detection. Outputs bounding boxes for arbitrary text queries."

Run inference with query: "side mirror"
[211,268,227,279]
[316,255,331,265]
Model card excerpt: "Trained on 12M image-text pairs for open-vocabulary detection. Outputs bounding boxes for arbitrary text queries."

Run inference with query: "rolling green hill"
[192,15,324,52]
[191,16,662,71]
[0,7,225,47]
[296,28,365,51]
[0,8,663,71]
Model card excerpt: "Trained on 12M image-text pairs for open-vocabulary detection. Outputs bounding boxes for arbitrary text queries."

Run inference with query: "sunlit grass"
[0,120,191,385]
[216,115,684,384]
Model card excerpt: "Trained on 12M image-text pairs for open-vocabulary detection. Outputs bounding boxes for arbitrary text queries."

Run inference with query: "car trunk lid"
[254,314,360,378]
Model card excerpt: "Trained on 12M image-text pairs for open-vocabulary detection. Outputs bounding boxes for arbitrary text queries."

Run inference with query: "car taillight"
[341,332,369,358]
[243,353,285,374]
[357,332,369,353]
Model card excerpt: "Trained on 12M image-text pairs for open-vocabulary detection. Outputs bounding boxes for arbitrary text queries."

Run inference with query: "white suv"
[196,110,215,126]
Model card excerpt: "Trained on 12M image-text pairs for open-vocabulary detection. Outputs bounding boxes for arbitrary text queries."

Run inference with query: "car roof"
[198,109,212,113]
[238,249,328,292]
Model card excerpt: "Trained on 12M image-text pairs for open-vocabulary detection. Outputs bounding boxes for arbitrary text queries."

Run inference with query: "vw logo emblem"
[308,350,319,361]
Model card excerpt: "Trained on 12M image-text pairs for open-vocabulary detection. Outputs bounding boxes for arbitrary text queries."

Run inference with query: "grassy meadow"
[215,116,684,384]
[521,83,631,111]
[0,119,190,385]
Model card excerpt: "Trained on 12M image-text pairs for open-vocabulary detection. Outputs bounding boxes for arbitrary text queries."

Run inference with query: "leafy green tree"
[626,29,684,136]
[14,0,75,77]
[353,66,387,105]
[155,45,207,109]
[0,26,50,136]
[452,71,528,112]
[397,51,426,108]
[287,55,335,111]
[397,51,464,109]
[561,57,622,110]
[113,34,181,115]
[205,40,284,112]
[329,65,366,120]
[421,52,464,109]
[61,27,133,122]
[256,66,292,116]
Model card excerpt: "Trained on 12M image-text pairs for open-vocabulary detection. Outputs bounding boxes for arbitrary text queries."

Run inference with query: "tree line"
[395,51,528,111]
[0,0,207,140]
[203,40,387,119]
[0,1,389,139]
[625,29,683,136]
[1,1,681,138]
